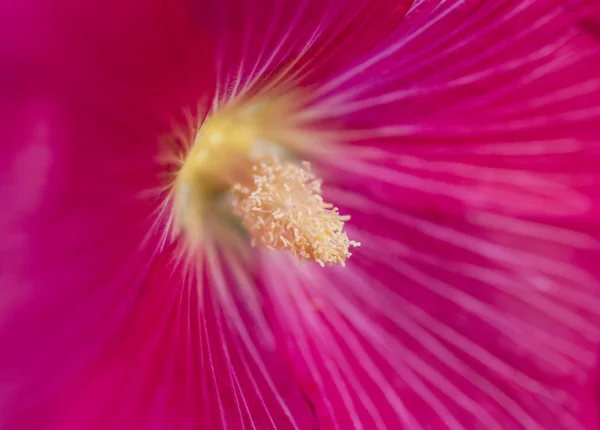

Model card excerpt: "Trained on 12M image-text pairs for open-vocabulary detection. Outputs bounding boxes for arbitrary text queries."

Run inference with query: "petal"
[260,237,600,428]
[0,0,213,425]
[567,0,600,36]
[17,242,319,430]
[313,0,600,222]
[257,0,600,428]
[192,0,412,104]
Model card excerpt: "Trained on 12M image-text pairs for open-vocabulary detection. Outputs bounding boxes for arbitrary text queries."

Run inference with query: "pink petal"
[263,0,600,427]
[260,240,600,428]
[4,0,600,429]
[567,0,600,35]
[17,242,319,430]
[314,0,600,222]
[0,0,213,425]
[192,0,412,100]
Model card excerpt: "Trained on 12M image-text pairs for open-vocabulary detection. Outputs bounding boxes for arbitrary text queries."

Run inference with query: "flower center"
[173,97,359,266]
[232,159,359,267]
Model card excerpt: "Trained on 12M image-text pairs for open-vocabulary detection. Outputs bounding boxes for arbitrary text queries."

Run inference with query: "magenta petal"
[3,0,600,428]
[192,0,413,96]
[0,0,214,425]
[316,0,600,222]
[260,239,600,428]
[271,0,600,427]
[16,243,319,430]
[568,0,600,35]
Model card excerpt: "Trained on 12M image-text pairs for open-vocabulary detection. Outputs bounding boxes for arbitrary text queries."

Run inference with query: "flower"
[1,0,600,428]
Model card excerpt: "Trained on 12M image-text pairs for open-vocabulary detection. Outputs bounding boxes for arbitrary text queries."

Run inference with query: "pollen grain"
[232,157,359,267]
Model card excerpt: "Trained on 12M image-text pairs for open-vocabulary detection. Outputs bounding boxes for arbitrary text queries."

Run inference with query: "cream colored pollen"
[232,157,360,267]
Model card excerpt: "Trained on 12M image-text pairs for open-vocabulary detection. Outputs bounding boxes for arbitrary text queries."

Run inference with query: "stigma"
[173,97,359,266]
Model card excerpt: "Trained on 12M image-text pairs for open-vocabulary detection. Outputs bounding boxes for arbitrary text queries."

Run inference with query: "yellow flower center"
[173,96,359,266]
[232,159,359,267]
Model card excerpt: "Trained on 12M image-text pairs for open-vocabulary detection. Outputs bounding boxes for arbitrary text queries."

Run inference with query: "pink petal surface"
[2,0,600,429]
[18,242,318,430]
[568,0,600,35]
[192,0,412,101]
[269,0,600,427]
[0,0,213,426]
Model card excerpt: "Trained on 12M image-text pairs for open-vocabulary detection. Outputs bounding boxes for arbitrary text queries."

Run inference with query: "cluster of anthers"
[174,97,359,267]
[232,158,360,267]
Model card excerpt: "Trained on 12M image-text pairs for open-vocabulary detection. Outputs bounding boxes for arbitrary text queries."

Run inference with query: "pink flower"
[2,0,600,428]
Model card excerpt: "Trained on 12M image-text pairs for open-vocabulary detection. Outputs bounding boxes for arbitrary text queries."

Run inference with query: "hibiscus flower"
[1,0,600,428]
